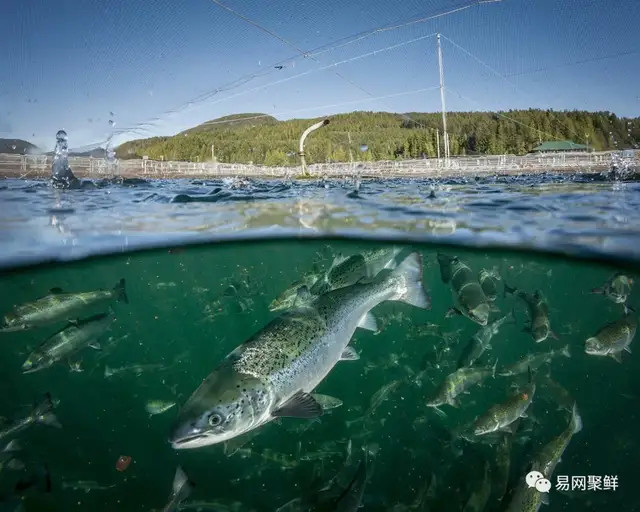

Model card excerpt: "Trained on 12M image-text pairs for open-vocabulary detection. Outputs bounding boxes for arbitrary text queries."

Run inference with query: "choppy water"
[0,175,639,512]
[0,175,639,268]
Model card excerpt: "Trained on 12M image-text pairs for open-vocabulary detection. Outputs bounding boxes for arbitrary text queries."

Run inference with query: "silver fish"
[146,400,176,416]
[22,313,114,373]
[478,268,501,302]
[471,379,535,437]
[585,313,636,362]
[457,312,514,368]
[505,285,555,343]
[591,273,633,305]
[104,363,167,378]
[438,254,492,326]
[170,253,429,449]
[498,346,570,376]
[1,279,127,332]
[0,394,61,442]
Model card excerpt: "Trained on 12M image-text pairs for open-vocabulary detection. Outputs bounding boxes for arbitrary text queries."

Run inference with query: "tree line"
[116,110,639,165]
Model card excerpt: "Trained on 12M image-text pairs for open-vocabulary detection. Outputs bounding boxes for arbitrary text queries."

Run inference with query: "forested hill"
[116,110,639,165]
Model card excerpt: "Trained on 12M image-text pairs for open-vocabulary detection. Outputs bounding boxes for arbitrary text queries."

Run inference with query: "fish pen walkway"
[0,151,633,179]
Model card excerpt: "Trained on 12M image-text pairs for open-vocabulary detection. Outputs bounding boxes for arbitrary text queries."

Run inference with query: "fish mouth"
[170,433,210,449]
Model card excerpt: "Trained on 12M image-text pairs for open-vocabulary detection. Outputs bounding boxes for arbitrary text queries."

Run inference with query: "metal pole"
[211,144,215,161]
[348,131,354,169]
[436,129,440,160]
[437,34,449,159]
[299,118,330,176]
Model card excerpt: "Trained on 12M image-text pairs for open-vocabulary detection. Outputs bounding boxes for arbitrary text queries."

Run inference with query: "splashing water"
[50,129,79,188]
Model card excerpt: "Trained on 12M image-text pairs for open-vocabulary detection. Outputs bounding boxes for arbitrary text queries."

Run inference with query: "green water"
[0,240,638,511]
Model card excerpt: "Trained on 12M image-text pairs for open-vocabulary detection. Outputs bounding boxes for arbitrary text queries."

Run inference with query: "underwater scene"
[0,240,638,512]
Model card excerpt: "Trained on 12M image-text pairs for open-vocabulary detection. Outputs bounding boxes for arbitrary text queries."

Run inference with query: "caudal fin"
[172,465,194,502]
[114,278,128,304]
[571,403,583,434]
[393,253,430,309]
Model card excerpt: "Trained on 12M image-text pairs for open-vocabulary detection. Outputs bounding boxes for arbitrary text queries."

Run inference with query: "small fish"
[478,268,501,302]
[156,282,177,290]
[457,313,514,368]
[346,380,401,427]
[310,394,343,411]
[427,363,497,411]
[591,273,633,306]
[493,433,513,502]
[1,279,127,332]
[171,253,428,449]
[438,254,492,326]
[471,376,535,437]
[505,285,555,343]
[105,363,167,378]
[178,500,248,512]
[269,271,323,312]
[161,466,194,512]
[22,313,114,373]
[499,346,570,376]
[585,313,636,362]
[61,480,116,492]
[310,247,402,295]
[539,374,574,412]
[0,394,61,442]
[146,400,177,417]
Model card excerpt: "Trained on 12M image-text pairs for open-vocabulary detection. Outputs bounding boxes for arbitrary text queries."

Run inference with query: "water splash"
[51,129,78,188]
[105,113,119,176]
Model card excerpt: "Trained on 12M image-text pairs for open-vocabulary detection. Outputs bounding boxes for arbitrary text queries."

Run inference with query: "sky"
[1,0,639,150]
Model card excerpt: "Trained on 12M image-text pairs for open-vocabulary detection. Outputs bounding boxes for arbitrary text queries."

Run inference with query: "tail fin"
[114,278,128,304]
[172,465,194,502]
[392,253,430,309]
[561,345,571,358]
[571,403,583,434]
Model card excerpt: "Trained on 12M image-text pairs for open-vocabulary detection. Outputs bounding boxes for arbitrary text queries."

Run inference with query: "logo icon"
[526,470,551,494]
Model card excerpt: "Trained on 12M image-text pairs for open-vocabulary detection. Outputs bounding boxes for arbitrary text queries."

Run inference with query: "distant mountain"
[69,148,106,158]
[116,110,640,164]
[0,138,40,154]
[181,113,278,134]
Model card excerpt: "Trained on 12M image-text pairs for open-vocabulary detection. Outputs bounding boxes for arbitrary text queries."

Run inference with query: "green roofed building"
[532,140,588,153]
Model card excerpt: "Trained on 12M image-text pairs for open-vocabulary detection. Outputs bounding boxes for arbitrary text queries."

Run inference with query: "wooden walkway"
[0,151,631,179]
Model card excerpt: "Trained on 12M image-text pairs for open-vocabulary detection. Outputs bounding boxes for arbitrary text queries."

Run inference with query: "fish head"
[468,303,490,326]
[585,336,605,355]
[1,313,23,330]
[532,325,549,343]
[22,352,48,373]
[170,364,271,449]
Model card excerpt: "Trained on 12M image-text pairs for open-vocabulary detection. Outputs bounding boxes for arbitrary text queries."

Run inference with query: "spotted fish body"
[310,247,402,295]
[505,404,582,512]
[427,364,495,408]
[1,279,127,331]
[170,253,428,449]
[592,273,633,304]
[269,272,323,312]
[472,381,535,437]
[498,345,570,377]
[585,313,636,362]
[22,313,114,373]
[438,254,491,326]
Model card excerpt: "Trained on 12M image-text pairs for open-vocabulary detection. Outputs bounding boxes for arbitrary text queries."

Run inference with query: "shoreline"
[0,150,632,179]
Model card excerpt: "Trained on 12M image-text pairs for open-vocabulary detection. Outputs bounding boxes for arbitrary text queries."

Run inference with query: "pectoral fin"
[88,342,101,350]
[340,346,360,361]
[624,346,632,354]
[356,312,378,332]
[445,308,462,319]
[272,391,323,419]
[610,352,623,363]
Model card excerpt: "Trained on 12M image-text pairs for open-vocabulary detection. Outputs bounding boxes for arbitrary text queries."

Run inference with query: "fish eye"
[208,413,223,427]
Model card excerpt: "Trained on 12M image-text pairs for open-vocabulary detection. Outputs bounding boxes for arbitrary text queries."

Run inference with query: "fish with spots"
[437,253,493,326]
[505,285,556,343]
[169,252,429,448]
[1,279,127,332]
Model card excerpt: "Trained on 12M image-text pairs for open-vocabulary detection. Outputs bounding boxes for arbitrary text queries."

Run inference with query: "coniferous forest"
[116,110,639,165]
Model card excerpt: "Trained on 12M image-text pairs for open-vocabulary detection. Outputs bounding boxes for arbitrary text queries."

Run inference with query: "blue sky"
[1,0,639,150]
